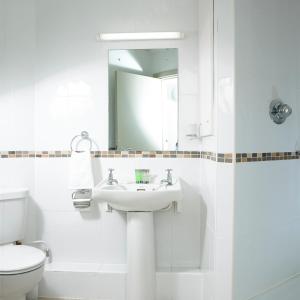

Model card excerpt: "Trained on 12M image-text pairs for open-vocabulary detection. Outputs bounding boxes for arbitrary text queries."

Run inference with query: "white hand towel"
[68,151,94,190]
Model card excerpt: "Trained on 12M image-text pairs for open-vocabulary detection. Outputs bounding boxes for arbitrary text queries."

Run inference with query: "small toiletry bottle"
[135,170,142,184]
[143,169,150,184]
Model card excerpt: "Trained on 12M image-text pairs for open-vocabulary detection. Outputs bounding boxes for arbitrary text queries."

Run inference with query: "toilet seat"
[0,245,46,275]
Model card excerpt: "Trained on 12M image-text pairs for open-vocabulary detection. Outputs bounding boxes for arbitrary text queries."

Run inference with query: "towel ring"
[70,131,92,152]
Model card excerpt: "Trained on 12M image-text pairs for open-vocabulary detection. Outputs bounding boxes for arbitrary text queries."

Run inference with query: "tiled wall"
[35,157,202,269]
[0,0,204,276]
[234,0,300,299]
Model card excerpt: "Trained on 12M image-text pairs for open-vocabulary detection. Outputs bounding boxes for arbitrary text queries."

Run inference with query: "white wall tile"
[234,1,300,299]
[235,0,300,153]
[39,266,204,300]
[214,0,235,154]
[0,1,216,299]
[0,0,35,150]
[39,211,104,263]
[253,276,300,300]
[35,158,203,268]
[34,1,200,151]
[0,0,204,272]
[235,161,300,300]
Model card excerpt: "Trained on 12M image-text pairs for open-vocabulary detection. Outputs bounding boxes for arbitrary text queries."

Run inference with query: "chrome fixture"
[26,240,52,263]
[160,169,173,185]
[70,131,92,152]
[269,100,292,124]
[72,189,92,209]
[107,168,118,185]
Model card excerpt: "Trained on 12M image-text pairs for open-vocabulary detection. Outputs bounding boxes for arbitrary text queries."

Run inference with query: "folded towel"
[68,151,94,190]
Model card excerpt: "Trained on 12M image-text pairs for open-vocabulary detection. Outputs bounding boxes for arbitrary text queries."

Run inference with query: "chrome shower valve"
[269,99,292,124]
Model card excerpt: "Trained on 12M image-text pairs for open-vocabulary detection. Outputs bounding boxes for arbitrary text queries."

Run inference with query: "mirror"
[109,49,179,151]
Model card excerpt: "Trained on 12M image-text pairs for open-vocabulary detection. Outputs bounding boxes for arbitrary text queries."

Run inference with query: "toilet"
[0,189,46,300]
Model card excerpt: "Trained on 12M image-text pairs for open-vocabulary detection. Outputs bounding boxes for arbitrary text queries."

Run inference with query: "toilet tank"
[0,189,28,245]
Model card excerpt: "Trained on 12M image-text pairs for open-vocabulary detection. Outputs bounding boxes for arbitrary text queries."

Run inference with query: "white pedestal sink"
[93,180,182,300]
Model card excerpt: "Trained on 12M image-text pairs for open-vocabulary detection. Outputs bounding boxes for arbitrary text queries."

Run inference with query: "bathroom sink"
[93,180,182,212]
[93,177,183,300]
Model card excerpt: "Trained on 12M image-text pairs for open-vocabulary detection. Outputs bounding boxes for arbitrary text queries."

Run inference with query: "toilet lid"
[0,245,46,275]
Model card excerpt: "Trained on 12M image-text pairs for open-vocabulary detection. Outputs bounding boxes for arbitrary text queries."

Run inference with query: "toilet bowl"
[0,189,47,300]
[0,245,46,300]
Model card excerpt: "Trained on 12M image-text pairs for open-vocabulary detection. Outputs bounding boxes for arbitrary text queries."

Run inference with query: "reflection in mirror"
[109,49,178,151]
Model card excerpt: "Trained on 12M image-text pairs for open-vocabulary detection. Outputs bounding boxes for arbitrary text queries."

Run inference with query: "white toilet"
[0,189,46,300]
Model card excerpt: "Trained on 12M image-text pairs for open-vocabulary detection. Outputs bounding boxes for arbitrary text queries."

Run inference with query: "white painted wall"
[234,1,300,300]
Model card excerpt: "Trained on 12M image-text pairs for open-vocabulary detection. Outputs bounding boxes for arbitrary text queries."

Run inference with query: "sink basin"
[93,177,183,300]
[93,180,182,212]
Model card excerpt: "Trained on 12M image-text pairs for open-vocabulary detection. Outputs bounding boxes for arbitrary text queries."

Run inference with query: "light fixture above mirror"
[97,32,184,41]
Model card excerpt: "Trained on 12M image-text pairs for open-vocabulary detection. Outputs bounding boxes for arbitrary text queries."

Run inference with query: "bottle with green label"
[135,169,150,184]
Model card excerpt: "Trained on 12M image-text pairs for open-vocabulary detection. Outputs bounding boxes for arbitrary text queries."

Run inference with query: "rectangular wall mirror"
[109,48,179,151]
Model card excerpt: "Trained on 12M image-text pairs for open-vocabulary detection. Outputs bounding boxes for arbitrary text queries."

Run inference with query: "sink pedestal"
[93,180,183,300]
[127,212,156,300]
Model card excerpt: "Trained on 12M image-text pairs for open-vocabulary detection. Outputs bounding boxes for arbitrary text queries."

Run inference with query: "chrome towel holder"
[70,131,92,152]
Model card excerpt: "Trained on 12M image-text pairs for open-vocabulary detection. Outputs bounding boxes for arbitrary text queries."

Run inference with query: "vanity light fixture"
[97,32,184,41]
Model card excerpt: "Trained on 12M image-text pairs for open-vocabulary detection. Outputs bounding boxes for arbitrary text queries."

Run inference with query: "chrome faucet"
[107,168,118,185]
[160,169,173,185]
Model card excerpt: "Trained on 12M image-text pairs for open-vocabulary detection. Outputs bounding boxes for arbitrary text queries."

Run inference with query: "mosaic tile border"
[0,150,201,159]
[201,151,300,163]
[0,151,299,163]
[199,151,234,163]
[235,151,299,163]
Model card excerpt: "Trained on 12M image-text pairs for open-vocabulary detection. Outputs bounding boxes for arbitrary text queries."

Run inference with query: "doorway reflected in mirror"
[109,49,178,151]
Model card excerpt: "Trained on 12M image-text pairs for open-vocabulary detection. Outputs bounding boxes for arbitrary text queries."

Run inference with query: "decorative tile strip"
[217,153,233,163]
[0,151,299,163]
[198,151,234,163]
[0,150,201,159]
[200,151,299,163]
[235,151,299,163]
[200,151,217,162]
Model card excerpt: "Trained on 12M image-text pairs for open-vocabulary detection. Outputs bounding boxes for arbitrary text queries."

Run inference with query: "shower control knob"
[269,99,292,124]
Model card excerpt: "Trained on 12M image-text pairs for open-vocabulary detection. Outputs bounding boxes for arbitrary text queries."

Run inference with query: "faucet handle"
[108,168,114,177]
[162,169,173,185]
[107,169,118,185]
